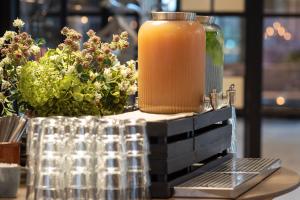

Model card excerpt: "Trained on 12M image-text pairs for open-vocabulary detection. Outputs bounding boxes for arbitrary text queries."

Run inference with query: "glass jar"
[197,16,224,96]
[138,12,206,113]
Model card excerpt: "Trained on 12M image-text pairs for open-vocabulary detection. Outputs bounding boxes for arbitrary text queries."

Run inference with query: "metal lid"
[151,12,196,21]
[196,16,215,24]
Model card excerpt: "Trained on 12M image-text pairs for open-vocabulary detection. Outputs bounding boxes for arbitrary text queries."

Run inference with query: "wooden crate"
[146,107,233,198]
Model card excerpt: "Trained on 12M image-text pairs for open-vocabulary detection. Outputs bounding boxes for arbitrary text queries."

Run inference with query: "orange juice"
[138,12,206,113]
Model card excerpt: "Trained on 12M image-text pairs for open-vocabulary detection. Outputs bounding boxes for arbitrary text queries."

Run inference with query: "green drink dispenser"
[197,16,224,98]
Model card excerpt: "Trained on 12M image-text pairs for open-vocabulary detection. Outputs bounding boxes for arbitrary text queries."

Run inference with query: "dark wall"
[0,0,19,35]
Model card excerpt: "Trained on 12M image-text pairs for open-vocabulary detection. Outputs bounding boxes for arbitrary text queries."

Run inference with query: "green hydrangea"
[18,61,62,108]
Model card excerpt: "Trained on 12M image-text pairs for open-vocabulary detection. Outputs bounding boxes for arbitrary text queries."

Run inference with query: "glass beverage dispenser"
[197,16,224,99]
[138,12,206,113]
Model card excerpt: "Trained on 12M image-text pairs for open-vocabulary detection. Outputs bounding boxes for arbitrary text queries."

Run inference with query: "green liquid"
[205,30,224,94]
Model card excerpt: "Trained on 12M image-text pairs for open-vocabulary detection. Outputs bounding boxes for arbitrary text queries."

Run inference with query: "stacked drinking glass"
[123,119,150,200]
[96,119,126,200]
[26,116,150,200]
[66,117,96,199]
[26,117,45,200]
[34,118,65,199]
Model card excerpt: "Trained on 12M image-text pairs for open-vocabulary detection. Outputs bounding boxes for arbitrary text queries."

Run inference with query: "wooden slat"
[149,138,193,159]
[194,107,232,130]
[150,151,194,174]
[194,125,232,161]
[146,117,194,137]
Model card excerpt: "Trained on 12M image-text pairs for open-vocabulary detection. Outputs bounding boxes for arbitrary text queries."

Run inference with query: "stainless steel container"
[0,164,20,198]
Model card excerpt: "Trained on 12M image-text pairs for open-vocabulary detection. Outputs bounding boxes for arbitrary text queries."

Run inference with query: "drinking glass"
[33,118,66,199]
[65,117,97,199]
[26,117,45,200]
[34,170,65,200]
[95,119,126,200]
[126,170,150,200]
[122,118,151,200]
[37,118,64,157]
[65,169,95,200]
[123,119,149,154]
[97,170,126,200]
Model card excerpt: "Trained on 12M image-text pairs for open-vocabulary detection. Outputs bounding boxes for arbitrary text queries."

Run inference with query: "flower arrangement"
[0,19,137,117]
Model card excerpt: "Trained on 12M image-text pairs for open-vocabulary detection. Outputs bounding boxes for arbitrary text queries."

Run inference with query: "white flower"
[16,66,22,75]
[0,57,11,68]
[89,71,97,80]
[1,80,11,90]
[30,45,40,55]
[103,68,112,79]
[49,55,59,61]
[0,67,3,79]
[127,84,137,95]
[0,38,5,47]
[0,61,4,69]
[119,81,130,91]
[94,81,102,90]
[95,92,102,101]
[3,31,16,41]
[111,63,121,71]
[126,60,136,69]
[132,71,138,80]
[121,67,131,78]
[66,65,75,74]
[13,18,25,28]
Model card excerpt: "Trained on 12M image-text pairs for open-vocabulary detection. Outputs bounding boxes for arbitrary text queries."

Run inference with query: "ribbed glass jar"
[138,12,206,113]
[197,16,224,96]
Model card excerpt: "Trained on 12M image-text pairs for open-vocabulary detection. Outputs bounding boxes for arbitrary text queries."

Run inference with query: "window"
[263,17,300,108]
[265,0,300,14]
[180,0,245,12]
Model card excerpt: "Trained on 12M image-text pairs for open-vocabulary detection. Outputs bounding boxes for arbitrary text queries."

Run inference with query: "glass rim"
[151,12,196,21]
[196,16,215,24]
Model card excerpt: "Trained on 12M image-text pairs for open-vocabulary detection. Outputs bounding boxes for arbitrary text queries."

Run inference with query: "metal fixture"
[174,158,281,199]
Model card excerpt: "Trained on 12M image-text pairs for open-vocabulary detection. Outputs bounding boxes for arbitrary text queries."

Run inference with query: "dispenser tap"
[210,89,218,110]
[227,84,236,106]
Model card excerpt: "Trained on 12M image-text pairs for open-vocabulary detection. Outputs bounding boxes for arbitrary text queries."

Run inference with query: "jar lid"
[151,12,196,21]
[196,16,215,24]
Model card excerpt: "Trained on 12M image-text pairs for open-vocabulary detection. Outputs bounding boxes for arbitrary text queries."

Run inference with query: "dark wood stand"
[146,107,233,198]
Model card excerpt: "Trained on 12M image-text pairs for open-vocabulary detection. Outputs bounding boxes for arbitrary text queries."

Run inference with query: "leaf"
[73,92,84,102]
[103,58,112,66]
[80,73,89,82]
[76,64,83,73]
[36,38,46,46]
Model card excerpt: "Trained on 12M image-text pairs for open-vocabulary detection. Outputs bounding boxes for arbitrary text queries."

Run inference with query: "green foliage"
[1,20,137,117]
[206,30,224,66]
[16,27,137,117]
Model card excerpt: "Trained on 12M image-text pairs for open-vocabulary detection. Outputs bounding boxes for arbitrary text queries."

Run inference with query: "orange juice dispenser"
[138,12,206,113]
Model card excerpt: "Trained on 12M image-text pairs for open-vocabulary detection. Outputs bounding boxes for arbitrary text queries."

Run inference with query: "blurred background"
[0,0,300,198]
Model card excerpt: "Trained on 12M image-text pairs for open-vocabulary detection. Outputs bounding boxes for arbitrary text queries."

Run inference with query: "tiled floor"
[237,118,300,200]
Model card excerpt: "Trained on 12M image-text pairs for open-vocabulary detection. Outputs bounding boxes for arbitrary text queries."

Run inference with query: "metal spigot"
[203,96,211,111]
[134,96,139,109]
[210,89,218,110]
[221,92,228,108]
[227,84,236,106]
